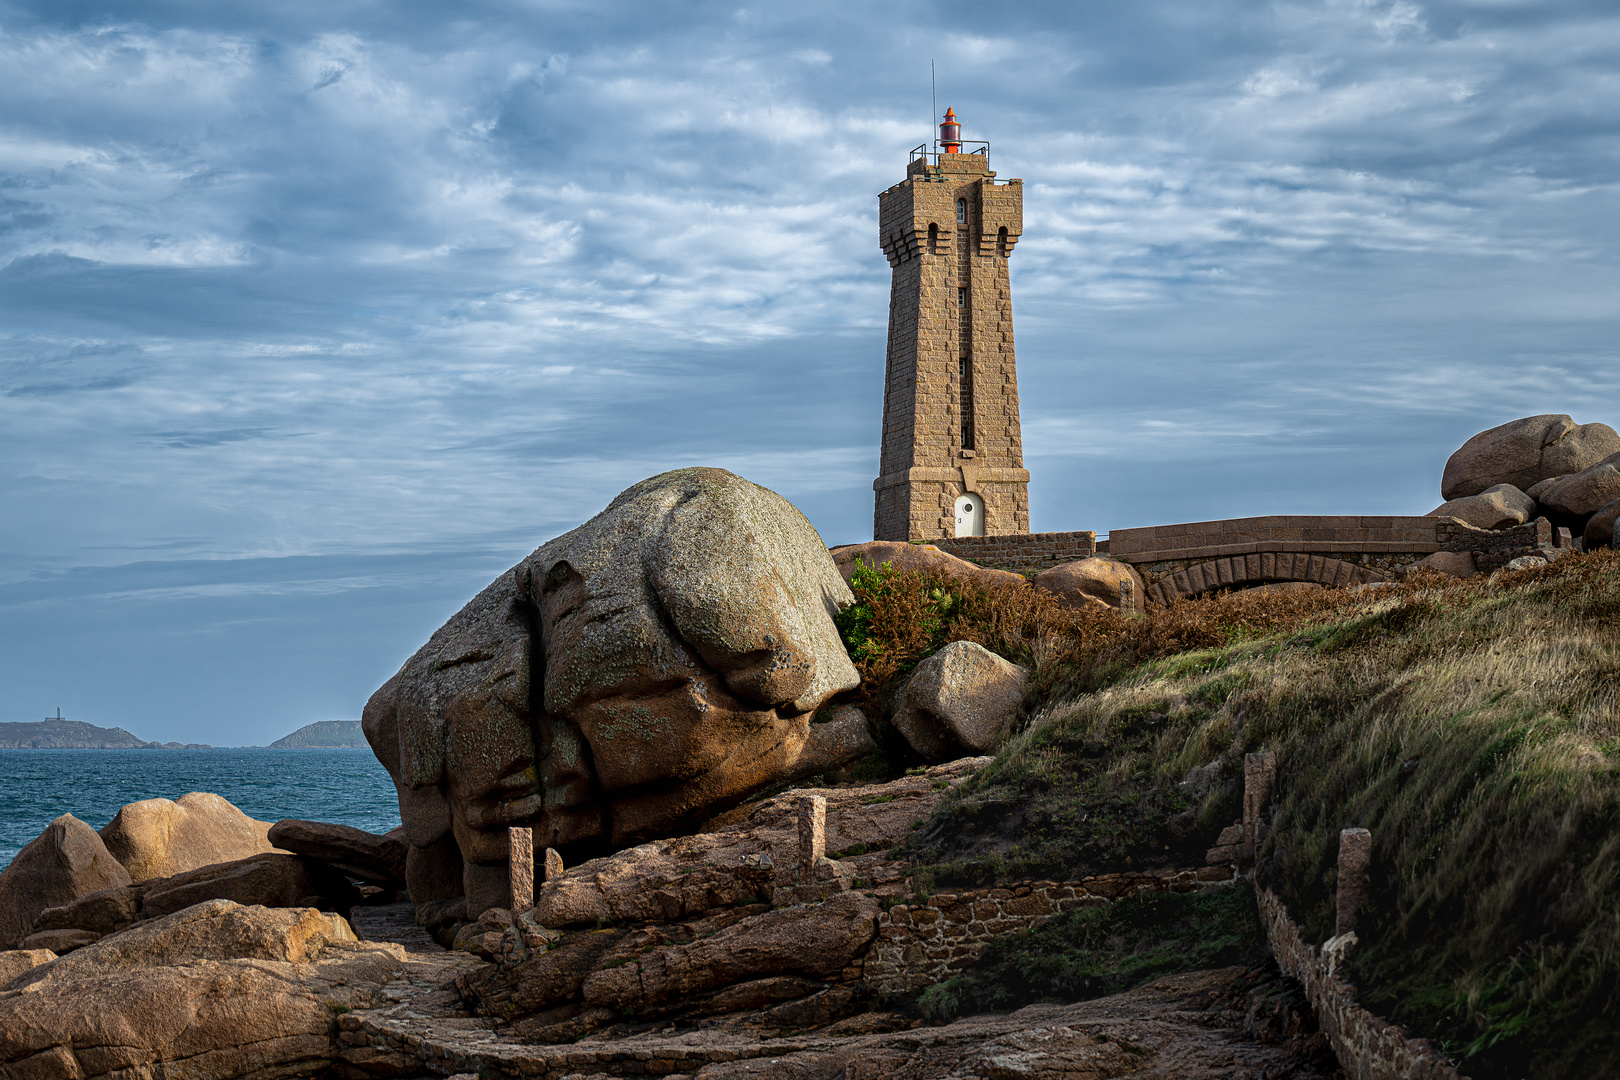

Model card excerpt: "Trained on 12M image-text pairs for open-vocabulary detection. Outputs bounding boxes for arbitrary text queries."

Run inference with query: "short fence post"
[1336,828,1372,938]
[508,826,535,914]
[1242,751,1277,861]
[544,846,564,884]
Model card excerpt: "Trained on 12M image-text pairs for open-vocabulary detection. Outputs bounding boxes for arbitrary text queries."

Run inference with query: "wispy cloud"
[0,0,1614,741]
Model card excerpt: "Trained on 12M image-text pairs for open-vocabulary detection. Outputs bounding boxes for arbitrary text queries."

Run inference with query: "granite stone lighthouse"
[872,108,1030,542]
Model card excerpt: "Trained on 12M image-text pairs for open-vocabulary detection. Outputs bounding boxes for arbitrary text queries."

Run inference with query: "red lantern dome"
[939,108,961,154]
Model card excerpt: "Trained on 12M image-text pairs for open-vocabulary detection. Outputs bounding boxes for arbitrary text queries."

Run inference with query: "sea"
[0,748,400,870]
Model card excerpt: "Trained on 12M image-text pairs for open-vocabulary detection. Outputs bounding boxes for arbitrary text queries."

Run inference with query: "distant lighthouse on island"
[872,108,1031,542]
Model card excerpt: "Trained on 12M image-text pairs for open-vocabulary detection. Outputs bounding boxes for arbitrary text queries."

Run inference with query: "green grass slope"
[851,551,1620,1080]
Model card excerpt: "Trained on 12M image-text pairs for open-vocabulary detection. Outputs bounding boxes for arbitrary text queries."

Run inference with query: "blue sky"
[1,0,1616,744]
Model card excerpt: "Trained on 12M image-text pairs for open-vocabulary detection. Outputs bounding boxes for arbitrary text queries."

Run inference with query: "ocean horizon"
[0,747,401,869]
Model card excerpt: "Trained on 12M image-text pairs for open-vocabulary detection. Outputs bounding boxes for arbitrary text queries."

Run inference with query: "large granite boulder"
[0,901,404,1079]
[831,540,1026,589]
[1531,453,1620,522]
[98,792,280,882]
[32,853,362,942]
[1033,557,1145,613]
[1427,484,1537,531]
[364,469,870,915]
[891,641,1028,763]
[1441,415,1620,500]
[1583,497,1620,550]
[267,819,407,884]
[0,814,131,949]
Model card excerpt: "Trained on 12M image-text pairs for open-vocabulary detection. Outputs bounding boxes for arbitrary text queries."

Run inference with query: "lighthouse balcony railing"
[909,140,990,167]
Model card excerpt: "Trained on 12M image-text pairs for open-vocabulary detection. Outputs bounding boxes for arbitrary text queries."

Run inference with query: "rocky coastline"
[5,419,1620,1078]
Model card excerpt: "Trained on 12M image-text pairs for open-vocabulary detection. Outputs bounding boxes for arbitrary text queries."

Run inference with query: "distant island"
[269,720,367,748]
[0,718,211,750]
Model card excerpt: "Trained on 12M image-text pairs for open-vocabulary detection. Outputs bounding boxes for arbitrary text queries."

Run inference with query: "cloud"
[0,0,1614,739]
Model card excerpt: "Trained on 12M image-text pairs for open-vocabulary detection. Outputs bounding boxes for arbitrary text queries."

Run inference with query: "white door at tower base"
[954,493,985,537]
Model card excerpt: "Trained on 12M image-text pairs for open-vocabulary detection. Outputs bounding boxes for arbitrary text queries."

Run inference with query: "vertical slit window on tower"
[998,225,1009,258]
[956,199,966,224]
[957,287,966,308]
[928,222,939,255]
[959,356,975,450]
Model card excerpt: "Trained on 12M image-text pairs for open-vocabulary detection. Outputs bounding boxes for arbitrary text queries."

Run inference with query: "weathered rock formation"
[1427,483,1536,531]
[1441,414,1620,500]
[1584,497,1620,550]
[30,853,363,947]
[1531,452,1620,521]
[98,792,281,882]
[1033,556,1145,612]
[364,469,874,918]
[268,818,407,884]
[0,814,131,950]
[891,641,1028,763]
[0,901,405,1080]
[831,540,1026,589]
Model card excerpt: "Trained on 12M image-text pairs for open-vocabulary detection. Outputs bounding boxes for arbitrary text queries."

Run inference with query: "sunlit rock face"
[363,468,869,893]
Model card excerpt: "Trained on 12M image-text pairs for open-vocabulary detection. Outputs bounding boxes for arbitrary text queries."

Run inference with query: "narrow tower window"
[998,225,1009,258]
[956,199,967,224]
[957,287,966,308]
[959,355,975,450]
[928,222,939,255]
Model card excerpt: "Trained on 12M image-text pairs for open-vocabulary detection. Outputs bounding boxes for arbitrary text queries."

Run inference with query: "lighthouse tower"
[872,109,1030,542]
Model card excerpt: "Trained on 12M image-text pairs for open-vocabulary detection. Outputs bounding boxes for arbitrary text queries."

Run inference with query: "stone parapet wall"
[1440,517,1552,571]
[933,530,1096,574]
[1110,516,1449,565]
[1257,887,1468,1080]
[861,866,1234,997]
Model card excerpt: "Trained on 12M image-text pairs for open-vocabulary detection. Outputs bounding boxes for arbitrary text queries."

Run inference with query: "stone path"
[337,905,1340,1079]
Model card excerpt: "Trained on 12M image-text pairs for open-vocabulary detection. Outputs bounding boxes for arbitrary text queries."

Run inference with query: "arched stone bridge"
[1108,515,1556,605]
[933,515,1562,605]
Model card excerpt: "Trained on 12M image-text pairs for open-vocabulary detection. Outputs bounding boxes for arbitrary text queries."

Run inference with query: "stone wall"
[860,866,1235,997]
[932,530,1097,574]
[1257,887,1468,1080]
[1440,517,1553,571]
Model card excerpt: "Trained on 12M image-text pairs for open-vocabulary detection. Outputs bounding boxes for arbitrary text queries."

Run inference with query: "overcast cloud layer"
[2,0,1617,744]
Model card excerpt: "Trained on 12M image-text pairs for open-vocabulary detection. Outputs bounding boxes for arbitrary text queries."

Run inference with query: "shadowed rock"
[0,814,131,950]
[268,819,407,884]
[1534,452,1620,521]
[1584,497,1620,549]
